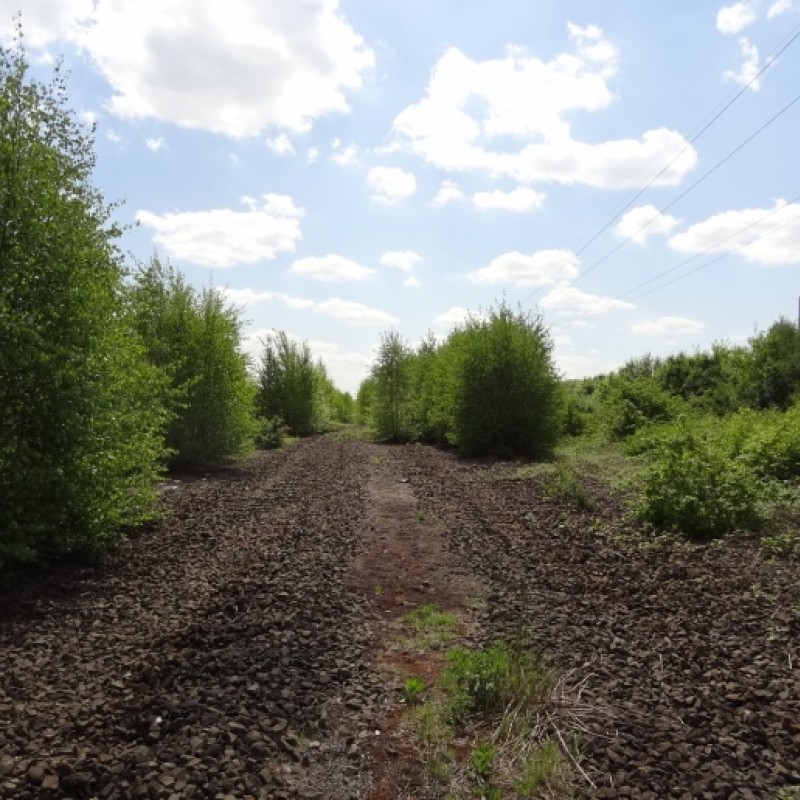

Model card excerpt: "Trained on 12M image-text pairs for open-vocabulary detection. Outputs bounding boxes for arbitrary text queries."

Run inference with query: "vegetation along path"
[1,436,799,799]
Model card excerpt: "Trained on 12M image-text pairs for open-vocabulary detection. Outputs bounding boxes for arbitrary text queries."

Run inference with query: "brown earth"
[1,435,799,799]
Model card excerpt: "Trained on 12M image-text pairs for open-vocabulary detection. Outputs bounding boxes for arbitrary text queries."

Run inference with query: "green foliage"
[515,740,562,797]
[747,318,800,409]
[449,304,562,458]
[635,420,765,539]
[441,641,554,724]
[254,415,288,450]
[371,329,414,441]
[470,742,497,780]
[0,32,167,569]
[255,332,351,438]
[355,375,376,426]
[403,676,426,706]
[129,259,256,468]
[403,602,459,649]
[598,374,679,440]
[257,331,316,437]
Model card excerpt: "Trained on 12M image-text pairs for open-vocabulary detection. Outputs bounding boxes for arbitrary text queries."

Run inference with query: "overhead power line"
[519,21,800,308]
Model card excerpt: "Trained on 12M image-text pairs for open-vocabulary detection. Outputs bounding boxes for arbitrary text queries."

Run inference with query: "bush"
[599,374,679,440]
[636,422,765,540]
[0,34,168,569]
[448,303,562,458]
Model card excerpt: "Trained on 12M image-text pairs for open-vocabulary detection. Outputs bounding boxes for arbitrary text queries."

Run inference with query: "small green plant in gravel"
[543,463,595,511]
[403,602,459,649]
[515,739,562,797]
[409,638,574,799]
[403,676,426,705]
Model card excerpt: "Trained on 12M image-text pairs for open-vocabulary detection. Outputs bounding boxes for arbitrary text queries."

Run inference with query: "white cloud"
[331,139,360,165]
[70,0,374,137]
[555,353,618,378]
[724,37,761,89]
[433,180,465,207]
[223,288,316,309]
[469,249,578,287]
[471,186,546,212]
[768,0,794,17]
[78,110,98,127]
[433,306,473,328]
[540,281,634,315]
[716,2,757,34]
[668,199,800,265]
[391,28,697,190]
[0,0,93,50]
[631,316,705,335]
[145,136,165,152]
[380,251,422,272]
[267,134,295,155]
[136,194,304,267]
[307,147,320,164]
[314,298,397,326]
[614,204,680,244]
[290,254,375,282]
[404,275,420,288]
[367,166,417,203]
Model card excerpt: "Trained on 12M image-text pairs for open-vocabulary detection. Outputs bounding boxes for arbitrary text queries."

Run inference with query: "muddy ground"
[1,436,798,799]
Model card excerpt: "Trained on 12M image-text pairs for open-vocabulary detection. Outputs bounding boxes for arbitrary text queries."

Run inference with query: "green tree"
[747,318,800,409]
[0,33,167,568]
[129,258,256,467]
[449,303,562,458]
[256,331,316,436]
[371,330,413,441]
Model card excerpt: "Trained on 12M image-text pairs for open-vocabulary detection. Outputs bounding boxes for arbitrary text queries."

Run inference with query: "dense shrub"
[636,422,765,540]
[448,305,561,458]
[129,259,256,467]
[0,37,168,568]
[598,374,679,440]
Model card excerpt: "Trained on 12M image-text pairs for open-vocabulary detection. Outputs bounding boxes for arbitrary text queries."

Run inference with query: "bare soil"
[1,436,799,799]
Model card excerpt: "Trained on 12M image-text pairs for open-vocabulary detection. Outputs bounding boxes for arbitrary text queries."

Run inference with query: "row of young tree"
[357,304,563,458]
[0,40,351,572]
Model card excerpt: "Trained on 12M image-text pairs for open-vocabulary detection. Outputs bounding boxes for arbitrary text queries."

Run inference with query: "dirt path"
[1,436,799,799]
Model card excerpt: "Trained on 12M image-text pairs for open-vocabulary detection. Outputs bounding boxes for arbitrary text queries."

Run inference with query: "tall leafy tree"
[256,331,316,436]
[371,330,413,442]
[449,303,562,457]
[128,257,256,467]
[0,32,167,567]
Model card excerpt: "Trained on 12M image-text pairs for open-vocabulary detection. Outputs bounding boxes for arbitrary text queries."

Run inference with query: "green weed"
[403,602,459,649]
[403,676,426,705]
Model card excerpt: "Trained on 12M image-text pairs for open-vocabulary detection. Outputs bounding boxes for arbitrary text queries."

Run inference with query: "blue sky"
[3,1,800,394]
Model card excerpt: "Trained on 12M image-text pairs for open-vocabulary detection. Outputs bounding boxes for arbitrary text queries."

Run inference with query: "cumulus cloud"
[267,134,295,155]
[68,0,373,137]
[631,316,705,335]
[668,199,800,265]
[433,306,476,328]
[555,353,618,378]
[314,298,397,326]
[614,205,680,244]
[540,281,634,315]
[380,251,422,272]
[391,26,696,190]
[724,37,761,89]
[289,254,375,282]
[404,275,420,288]
[0,0,93,51]
[136,194,303,267]
[433,180,465,206]
[469,250,578,287]
[223,288,316,309]
[145,136,165,152]
[768,0,794,17]
[331,139,360,165]
[367,166,417,203]
[716,2,756,34]
[471,186,546,212]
